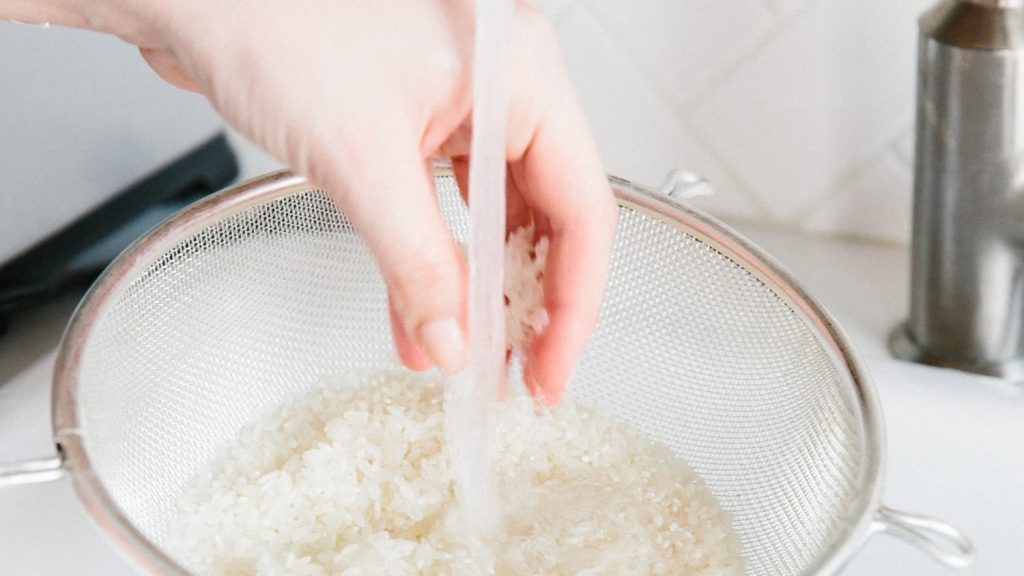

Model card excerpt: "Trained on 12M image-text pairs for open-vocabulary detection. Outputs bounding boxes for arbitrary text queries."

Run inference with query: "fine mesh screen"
[75,174,867,575]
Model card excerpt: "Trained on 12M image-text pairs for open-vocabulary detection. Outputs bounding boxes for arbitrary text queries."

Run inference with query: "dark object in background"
[0,133,238,336]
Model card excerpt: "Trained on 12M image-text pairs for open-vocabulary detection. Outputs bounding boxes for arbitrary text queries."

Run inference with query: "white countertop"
[1,210,1021,574]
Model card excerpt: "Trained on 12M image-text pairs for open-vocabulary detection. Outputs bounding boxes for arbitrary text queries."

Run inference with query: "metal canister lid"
[921,0,1024,50]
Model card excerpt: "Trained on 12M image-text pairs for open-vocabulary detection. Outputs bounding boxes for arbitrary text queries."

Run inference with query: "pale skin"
[4,0,617,404]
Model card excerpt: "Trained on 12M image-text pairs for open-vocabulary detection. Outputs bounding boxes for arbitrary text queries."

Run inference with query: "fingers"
[504,173,534,234]
[446,8,615,403]
[452,157,533,234]
[451,156,470,205]
[310,116,468,374]
[514,91,618,405]
[389,303,432,371]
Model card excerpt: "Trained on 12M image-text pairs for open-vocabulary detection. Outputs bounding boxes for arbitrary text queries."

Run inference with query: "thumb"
[309,120,467,373]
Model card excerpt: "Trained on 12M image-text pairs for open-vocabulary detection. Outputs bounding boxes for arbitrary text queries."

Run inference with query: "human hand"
[7,0,617,404]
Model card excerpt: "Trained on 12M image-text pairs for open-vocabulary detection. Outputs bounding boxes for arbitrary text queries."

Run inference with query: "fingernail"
[525,374,554,408]
[540,386,563,407]
[525,366,571,407]
[419,318,466,373]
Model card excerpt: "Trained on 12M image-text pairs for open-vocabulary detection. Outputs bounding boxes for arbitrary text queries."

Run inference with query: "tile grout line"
[888,130,915,168]
[576,2,778,220]
[545,0,579,28]
[575,2,713,111]
[663,0,824,226]
[788,119,915,228]
[760,0,789,18]
[677,0,822,111]
[672,107,778,220]
[576,0,917,241]
[729,212,911,249]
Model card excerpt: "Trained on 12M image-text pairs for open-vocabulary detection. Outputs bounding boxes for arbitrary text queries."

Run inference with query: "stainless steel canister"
[893,0,1024,381]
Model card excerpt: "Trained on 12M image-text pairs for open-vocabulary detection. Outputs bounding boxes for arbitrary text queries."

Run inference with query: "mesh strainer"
[0,168,974,574]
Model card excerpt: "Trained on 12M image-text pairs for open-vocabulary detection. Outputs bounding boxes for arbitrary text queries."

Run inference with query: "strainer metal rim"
[50,168,885,575]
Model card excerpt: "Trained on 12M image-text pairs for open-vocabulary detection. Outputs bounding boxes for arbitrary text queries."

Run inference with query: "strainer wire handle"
[656,168,716,200]
[871,505,976,568]
[0,454,65,488]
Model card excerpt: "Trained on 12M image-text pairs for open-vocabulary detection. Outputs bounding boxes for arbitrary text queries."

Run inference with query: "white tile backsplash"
[894,128,916,167]
[762,0,814,18]
[691,0,921,222]
[582,0,774,106]
[556,8,766,221]
[804,150,912,243]
[533,0,576,23]
[548,0,935,244]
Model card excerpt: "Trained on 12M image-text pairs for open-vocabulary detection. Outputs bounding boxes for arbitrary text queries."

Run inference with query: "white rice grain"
[169,373,743,575]
[504,225,549,351]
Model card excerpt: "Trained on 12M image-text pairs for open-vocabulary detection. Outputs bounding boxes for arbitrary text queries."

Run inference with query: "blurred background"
[540,0,929,244]
[1,0,930,282]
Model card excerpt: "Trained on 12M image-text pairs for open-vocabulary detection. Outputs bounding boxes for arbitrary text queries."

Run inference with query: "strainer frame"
[38,168,937,575]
